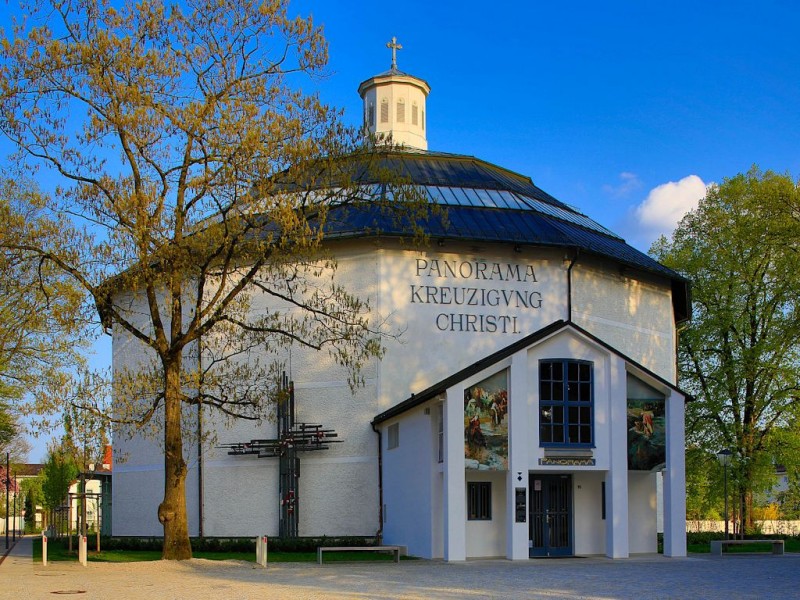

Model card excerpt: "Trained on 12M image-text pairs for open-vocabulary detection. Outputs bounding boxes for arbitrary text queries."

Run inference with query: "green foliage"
[684,532,800,554]
[685,447,724,520]
[0,179,88,413]
[59,400,111,470]
[0,0,428,559]
[776,474,800,519]
[41,450,79,510]
[0,401,15,448]
[651,166,800,528]
[22,474,43,531]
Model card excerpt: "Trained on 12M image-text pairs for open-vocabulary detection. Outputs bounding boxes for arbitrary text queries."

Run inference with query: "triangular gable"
[372,319,690,425]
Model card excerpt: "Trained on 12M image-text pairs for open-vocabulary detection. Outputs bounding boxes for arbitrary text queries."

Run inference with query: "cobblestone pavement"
[2,536,799,599]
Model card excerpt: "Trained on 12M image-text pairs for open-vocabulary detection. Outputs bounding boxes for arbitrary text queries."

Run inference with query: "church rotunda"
[112,41,688,561]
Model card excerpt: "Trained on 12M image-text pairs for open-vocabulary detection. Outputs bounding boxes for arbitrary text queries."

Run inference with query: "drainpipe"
[370,420,384,544]
[566,249,580,323]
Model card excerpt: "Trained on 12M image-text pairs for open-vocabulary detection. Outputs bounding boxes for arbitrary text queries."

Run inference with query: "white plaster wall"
[113,246,383,538]
[525,330,612,471]
[380,407,434,557]
[379,244,567,408]
[430,402,445,559]
[572,262,676,381]
[111,288,201,536]
[362,77,428,149]
[294,382,380,537]
[432,470,444,558]
[112,234,681,544]
[201,414,279,537]
[203,460,278,536]
[573,471,606,555]
[203,246,383,537]
[628,472,658,553]
[465,470,507,558]
[657,471,664,533]
[67,478,106,531]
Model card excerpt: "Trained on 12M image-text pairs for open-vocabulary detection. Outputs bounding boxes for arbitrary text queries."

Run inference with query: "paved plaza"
[2,536,799,599]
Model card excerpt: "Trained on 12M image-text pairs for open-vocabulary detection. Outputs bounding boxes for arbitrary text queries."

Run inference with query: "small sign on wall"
[534,479,542,491]
[515,488,527,523]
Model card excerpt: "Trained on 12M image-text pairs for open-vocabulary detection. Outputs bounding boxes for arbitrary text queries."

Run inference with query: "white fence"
[687,520,800,535]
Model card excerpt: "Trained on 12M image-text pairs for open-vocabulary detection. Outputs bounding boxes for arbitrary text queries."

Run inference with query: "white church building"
[112,46,689,560]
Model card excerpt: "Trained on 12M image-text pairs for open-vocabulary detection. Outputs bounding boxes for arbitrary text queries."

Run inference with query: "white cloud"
[603,171,642,198]
[633,174,708,240]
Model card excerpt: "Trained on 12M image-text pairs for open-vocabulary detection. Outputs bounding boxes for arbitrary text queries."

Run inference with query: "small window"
[368,103,375,127]
[380,99,389,123]
[397,98,405,123]
[437,404,444,463]
[467,482,491,520]
[388,423,399,449]
[412,102,418,125]
[422,109,425,131]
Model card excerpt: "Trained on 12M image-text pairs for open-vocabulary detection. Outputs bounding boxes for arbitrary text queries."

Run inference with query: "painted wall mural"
[627,399,666,470]
[464,370,508,470]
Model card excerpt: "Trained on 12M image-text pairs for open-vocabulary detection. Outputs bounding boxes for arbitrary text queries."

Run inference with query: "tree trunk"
[159,359,192,560]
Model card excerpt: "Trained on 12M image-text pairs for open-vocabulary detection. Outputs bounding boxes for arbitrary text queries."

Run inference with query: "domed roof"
[290,148,690,322]
[357,67,431,96]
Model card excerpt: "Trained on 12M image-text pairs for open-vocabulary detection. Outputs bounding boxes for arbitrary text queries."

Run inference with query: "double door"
[529,474,573,557]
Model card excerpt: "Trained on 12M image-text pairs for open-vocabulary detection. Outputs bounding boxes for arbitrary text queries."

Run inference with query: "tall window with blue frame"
[539,360,593,446]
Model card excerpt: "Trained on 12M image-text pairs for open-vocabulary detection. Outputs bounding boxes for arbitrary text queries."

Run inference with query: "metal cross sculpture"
[387,36,402,70]
[219,373,341,539]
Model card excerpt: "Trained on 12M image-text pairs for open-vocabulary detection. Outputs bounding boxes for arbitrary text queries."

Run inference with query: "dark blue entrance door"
[529,474,573,557]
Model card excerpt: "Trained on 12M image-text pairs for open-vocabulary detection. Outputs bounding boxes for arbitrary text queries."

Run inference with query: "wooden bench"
[710,539,784,555]
[317,545,402,564]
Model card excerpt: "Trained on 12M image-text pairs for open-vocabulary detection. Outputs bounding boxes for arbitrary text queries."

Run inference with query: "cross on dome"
[386,36,402,69]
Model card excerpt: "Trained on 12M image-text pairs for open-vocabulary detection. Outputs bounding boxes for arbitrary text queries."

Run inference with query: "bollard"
[42,533,48,567]
[255,535,268,567]
[79,535,87,566]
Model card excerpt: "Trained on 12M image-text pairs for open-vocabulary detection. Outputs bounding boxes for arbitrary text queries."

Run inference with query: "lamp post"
[12,473,16,542]
[717,448,733,540]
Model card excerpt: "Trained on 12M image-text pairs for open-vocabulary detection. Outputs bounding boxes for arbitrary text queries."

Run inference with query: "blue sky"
[293,0,799,248]
[9,0,800,460]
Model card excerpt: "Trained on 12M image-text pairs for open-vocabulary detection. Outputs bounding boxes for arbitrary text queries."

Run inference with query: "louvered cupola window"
[397,98,405,123]
[412,102,418,125]
[380,99,389,123]
[368,103,375,127]
[422,109,425,130]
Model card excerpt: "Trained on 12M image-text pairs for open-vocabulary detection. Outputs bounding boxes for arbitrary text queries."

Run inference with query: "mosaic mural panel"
[464,370,508,470]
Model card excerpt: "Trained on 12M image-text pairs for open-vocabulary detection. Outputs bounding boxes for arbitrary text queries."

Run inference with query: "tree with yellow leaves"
[1,0,420,559]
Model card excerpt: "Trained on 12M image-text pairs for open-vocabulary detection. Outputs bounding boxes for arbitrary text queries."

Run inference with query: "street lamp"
[12,473,16,543]
[717,448,733,540]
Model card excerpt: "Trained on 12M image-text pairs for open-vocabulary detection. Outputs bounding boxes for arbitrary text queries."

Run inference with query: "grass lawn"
[33,539,410,563]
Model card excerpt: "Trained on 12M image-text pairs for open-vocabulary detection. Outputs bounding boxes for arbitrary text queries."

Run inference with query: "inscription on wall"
[411,258,543,334]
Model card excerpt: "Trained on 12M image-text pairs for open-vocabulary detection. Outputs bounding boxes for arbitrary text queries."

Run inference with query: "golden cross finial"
[386,36,402,70]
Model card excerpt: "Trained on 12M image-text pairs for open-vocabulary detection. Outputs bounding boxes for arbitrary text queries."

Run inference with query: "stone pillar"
[507,351,530,560]
[663,392,687,557]
[443,385,466,561]
[605,358,629,558]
